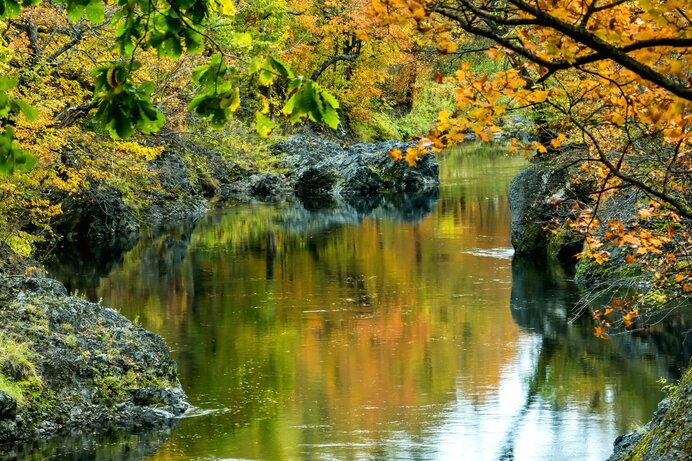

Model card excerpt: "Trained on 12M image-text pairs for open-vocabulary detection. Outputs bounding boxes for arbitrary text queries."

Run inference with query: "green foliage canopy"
[0,0,340,173]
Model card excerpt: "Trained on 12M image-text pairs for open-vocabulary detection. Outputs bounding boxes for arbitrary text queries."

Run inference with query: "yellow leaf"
[214,0,236,15]
[550,134,566,148]
[534,141,548,154]
[404,148,419,167]
[638,208,653,219]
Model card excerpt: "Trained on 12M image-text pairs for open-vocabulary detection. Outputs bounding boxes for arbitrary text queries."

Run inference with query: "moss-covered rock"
[0,276,188,451]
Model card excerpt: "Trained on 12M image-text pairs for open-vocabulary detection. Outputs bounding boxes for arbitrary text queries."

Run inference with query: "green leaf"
[0,0,21,18]
[183,28,204,54]
[158,35,183,59]
[85,0,104,22]
[267,56,293,78]
[113,110,134,138]
[65,0,84,22]
[0,128,36,175]
[138,81,156,95]
[255,111,274,137]
[16,100,38,121]
[320,89,339,109]
[0,77,17,91]
[136,102,165,134]
[282,92,297,117]
[219,86,240,112]
[322,105,339,129]
[249,57,262,74]
[258,69,276,86]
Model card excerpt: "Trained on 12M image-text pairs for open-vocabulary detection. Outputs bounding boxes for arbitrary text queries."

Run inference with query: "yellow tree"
[280,0,434,124]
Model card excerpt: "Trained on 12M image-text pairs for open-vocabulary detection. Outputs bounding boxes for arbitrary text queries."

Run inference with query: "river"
[48,143,691,460]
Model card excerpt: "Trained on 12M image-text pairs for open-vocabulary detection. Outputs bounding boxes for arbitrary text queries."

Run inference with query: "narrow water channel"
[50,144,690,460]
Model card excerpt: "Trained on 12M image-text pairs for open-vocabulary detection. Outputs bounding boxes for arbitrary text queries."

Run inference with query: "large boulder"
[508,162,585,260]
[0,276,188,447]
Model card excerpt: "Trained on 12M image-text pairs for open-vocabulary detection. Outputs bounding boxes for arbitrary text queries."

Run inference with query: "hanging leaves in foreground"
[188,53,241,127]
[0,77,38,174]
[249,55,340,135]
[282,79,340,129]
[92,62,165,139]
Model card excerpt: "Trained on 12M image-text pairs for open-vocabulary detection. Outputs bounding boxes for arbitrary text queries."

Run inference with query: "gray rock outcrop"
[508,162,585,261]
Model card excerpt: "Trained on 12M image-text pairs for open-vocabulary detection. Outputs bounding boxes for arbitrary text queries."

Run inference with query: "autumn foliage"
[371,0,691,334]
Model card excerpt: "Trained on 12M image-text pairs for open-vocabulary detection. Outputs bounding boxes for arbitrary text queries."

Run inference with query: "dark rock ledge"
[219,135,440,201]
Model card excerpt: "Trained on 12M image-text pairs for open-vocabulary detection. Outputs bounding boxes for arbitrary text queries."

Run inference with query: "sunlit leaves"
[114,4,207,59]
[0,77,38,173]
[282,79,340,129]
[0,127,37,174]
[0,0,37,18]
[250,55,293,86]
[188,53,241,127]
[248,55,341,132]
[254,111,274,137]
[61,0,105,22]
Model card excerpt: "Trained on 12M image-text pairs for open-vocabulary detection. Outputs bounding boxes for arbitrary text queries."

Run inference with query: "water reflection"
[4,424,179,461]
[45,145,690,460]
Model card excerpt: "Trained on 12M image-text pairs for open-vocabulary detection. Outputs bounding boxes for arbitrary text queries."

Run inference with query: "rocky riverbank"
[607,365,692,460]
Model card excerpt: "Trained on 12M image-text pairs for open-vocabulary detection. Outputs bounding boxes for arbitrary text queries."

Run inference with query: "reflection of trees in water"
[47,220,197,299]
[506,255,692,447]
[511,257,692,373]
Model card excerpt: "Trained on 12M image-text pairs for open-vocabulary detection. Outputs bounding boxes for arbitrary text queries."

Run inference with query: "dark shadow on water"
[46,220,198,299]
[510,256,692,363]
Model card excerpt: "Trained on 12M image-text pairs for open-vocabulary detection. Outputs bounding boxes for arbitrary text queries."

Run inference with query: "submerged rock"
[0,276,188,450]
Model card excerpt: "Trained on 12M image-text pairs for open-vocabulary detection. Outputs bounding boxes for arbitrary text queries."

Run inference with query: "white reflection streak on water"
[433,332,619,461]
[435,334,541,460]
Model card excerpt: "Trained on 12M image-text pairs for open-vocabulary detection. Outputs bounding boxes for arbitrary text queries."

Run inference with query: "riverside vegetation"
[0,0,690,458]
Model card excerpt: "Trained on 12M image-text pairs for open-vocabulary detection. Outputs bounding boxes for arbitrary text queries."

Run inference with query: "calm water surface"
[51,145,690,460]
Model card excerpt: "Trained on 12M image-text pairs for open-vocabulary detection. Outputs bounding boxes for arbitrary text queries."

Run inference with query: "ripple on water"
[180,406,227,419]
[459,247,515,259]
